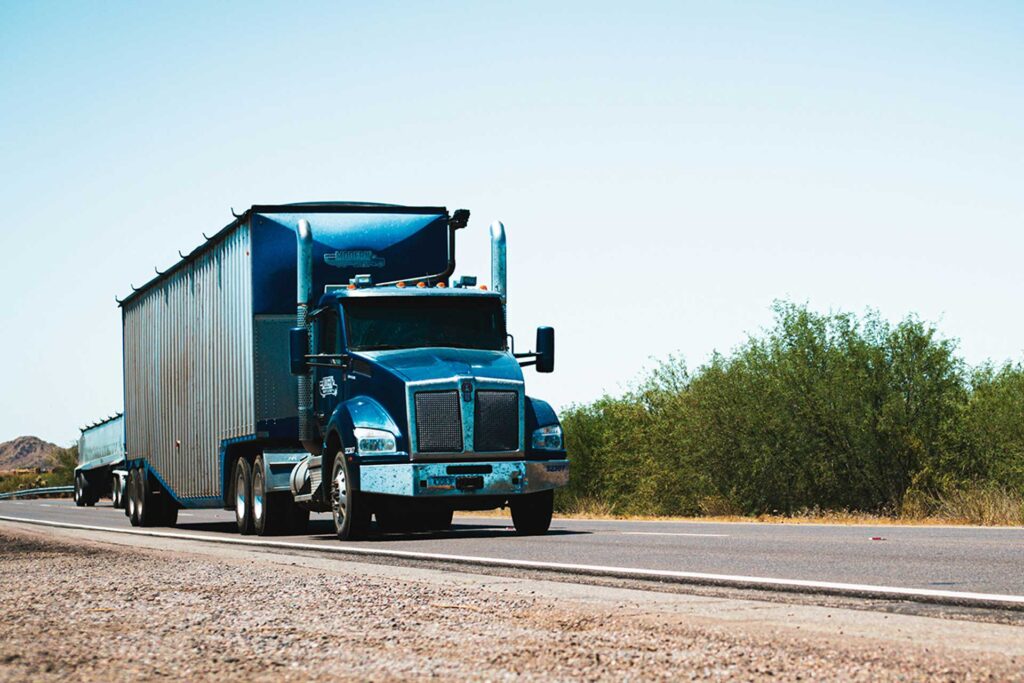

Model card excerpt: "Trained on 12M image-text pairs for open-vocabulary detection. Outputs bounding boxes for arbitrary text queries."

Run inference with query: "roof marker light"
[436,282,446,288]
[347,284,356,290]
[396,282,407,288]
[416,282,426,288]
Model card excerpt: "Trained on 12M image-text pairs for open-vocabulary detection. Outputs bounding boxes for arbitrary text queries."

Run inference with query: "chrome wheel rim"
[253,470,264,524]
[135,471,144,519]
[235,469,246,520]
[331,460,347,527]
[127,473,135,518]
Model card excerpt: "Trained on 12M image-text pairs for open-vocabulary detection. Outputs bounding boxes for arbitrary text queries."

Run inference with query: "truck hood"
[357,348,524,383]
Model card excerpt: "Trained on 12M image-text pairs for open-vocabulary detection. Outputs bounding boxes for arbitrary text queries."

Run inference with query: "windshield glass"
[343,297,506,352]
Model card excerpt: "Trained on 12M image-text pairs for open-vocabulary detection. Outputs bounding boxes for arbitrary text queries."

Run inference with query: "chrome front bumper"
[358,459,569,498]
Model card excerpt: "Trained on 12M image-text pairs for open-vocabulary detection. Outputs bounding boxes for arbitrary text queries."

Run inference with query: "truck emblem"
[319,376,339,398]
[460,380,473,402]
[324,250,385,269]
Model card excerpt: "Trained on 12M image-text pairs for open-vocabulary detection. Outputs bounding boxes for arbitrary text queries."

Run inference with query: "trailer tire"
[233,458,254,535]
[127,469,140,527]
[136,468,158,527]
[74,473,85,507]
[330,453,369,541]
[510,490,554,536]
[112,475,122,509]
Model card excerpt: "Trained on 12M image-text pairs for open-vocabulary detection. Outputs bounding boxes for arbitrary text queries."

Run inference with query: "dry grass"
[932,487,1024,526]
[455,489,1024,527]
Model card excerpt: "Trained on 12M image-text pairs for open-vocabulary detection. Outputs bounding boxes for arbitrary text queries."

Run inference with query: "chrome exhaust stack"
[296,219,316,451]
[490,220,507,304]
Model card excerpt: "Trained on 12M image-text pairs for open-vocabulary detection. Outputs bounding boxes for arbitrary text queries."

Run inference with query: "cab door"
[312,306,347,427]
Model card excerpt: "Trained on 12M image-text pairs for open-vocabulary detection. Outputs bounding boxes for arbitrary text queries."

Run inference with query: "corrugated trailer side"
[120,203,456,510]
[122,224,254,503]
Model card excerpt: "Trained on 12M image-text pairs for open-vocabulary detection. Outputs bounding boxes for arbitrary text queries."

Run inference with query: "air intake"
[473,391,519,452]
[414,391,463,453]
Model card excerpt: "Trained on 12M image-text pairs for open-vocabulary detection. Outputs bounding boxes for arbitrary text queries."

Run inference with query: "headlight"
[353,427,398,455]
[531,424,563,450]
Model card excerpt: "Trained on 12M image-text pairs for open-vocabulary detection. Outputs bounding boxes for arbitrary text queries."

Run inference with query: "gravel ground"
[0,527,1021,682]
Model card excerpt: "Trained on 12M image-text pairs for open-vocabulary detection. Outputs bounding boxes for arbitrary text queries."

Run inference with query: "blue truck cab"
[294,282,568,538]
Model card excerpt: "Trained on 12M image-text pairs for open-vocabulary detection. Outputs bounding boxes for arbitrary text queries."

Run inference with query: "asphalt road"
[2,498,1022,601]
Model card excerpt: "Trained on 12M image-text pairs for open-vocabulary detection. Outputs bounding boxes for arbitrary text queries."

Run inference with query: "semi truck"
[74,413,127,509]
[116,202,568,539]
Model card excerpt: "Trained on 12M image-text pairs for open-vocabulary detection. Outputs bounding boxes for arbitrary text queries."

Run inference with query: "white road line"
[1,514,1022,608]
[621,532,730,538]
[38,504,53,508]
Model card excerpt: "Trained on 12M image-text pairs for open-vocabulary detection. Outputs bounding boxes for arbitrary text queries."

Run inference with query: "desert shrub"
[558,302,1024,522]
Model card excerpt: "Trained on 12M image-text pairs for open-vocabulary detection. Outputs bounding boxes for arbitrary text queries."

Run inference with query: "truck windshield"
[343,297,506,352]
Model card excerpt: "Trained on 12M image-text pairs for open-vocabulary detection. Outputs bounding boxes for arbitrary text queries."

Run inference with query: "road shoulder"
[2,521,1022,681]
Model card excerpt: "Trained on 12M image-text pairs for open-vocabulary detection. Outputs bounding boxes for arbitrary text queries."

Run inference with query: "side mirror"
[289,327,309,375]
[536,326,555,373]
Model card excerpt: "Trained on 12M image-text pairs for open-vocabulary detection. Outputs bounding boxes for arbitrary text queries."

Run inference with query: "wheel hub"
[235,472,246,519]
[253,475,264,522]
[332,462,347,524]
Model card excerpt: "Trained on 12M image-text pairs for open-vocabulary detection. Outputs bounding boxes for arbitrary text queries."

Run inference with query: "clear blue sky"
[1,1,1021,445]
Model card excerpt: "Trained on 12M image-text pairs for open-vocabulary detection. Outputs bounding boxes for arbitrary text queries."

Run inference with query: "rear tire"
[330,453,369,541]
[234,458,254,535]
[127,469,141,527]
[74,473,85,507]
[510,490,554,536]
[252,455,309,536]
[135,468,157,527]
[112,475,122,509]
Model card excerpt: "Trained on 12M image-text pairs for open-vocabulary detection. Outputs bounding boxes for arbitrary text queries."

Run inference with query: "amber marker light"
[347,284,356,290]
[396,282,406,288]
[416,282,426,288]
[480,285,488,290]
[436,282,446,288]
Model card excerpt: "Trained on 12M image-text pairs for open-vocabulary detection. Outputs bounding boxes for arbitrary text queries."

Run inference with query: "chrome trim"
[405,376,525,462]
[490,220,507,304]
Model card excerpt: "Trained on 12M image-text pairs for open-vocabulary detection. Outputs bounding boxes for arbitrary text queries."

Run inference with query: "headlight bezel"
[353,427,399,456]
[530,424,564,451]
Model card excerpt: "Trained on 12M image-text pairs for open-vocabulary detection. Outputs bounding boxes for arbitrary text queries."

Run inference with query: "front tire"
[234,458,254,535]
[510,490,554,535]
[330,453,369,541]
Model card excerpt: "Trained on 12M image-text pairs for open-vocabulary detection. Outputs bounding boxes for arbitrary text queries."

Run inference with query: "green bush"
[557,302,1024,520]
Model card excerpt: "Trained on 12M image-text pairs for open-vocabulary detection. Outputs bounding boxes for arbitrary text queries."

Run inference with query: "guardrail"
[0,486,74,500]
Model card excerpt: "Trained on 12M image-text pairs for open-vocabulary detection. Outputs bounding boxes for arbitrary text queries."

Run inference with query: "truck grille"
[473,390,519,452]
[414,391,463,452]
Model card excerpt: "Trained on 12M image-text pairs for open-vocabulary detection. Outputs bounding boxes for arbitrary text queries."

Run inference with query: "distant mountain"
[0,436,60,471]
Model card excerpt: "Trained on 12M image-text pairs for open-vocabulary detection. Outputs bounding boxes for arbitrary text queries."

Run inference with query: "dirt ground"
[0,525,1021,682]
